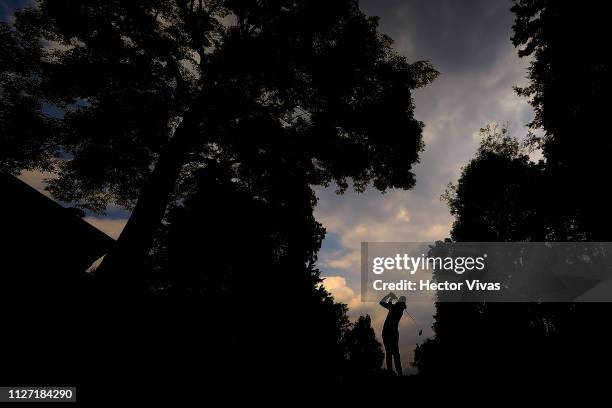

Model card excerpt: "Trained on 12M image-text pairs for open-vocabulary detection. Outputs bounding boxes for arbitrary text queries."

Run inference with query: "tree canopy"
[1,0,439,383]
[415,0,612,377]
[343,314,384,376]
[3,0,438,202]
[443,124,548,242]
[512,0,611,240]
[1,0,437,277]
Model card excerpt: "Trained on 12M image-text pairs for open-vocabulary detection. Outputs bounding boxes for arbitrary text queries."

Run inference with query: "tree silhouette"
[415,124,605,377]
[414,0,612,374]
[1,1,439,391]
[510,0,612,377]
[145,160,351,378]
[443,124,548,242]
[439,128,541,375]
[3,0,437,284]
[512,0,611,240]
[343,315,384,377]
[0,21,54,172]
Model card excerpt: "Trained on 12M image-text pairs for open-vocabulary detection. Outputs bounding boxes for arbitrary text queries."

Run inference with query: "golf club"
[404,309,423,336]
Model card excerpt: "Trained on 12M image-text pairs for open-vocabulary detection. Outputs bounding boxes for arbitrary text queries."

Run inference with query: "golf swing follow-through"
[379,292,422,375]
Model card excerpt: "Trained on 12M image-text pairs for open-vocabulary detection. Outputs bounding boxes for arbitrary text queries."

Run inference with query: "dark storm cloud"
[0,0,32,21]
[319,0,534,373]
[360,0,515,74]
[353,0,531,202]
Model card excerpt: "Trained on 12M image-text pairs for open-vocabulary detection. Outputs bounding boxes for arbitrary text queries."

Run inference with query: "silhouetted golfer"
[379,292,406,375]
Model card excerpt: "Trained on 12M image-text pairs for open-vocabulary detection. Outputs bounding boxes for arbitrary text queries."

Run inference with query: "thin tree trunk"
[95,113,197,289]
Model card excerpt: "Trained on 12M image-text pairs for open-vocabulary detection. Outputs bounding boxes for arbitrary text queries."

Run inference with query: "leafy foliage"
[343,315,384,376]
[4,0,437,212]
[0,21,55,172]
[416,0,612,377]
[148,161,351,377]
[443,124,549,241]
[512,0,612,240]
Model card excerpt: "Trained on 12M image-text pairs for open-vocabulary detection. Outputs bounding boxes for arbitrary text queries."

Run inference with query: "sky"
[314,0,534,373]
[5,0,535,373]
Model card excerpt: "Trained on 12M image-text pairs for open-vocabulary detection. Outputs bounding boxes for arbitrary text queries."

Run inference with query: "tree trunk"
[95,113,197,289]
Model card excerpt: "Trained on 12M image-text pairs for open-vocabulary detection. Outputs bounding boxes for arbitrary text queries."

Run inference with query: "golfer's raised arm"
[379,292,395,309]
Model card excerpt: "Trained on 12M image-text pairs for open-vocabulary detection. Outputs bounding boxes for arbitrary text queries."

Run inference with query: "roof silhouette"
[1,172,114,283]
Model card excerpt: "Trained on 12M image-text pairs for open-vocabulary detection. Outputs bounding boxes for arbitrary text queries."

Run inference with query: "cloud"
[325,251,361,271]
[17,170,130,239]
[321,275,380,327]
[0,0,34,23]
[361,0,517,75]
[322,276,359,306]
[321,273,435,374]
[315,0,535,373]
[315,187,454,280]
[17,170,55,197]
[83,217,126,239]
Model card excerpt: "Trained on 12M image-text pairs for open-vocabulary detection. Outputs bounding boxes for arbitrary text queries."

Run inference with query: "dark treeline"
[414,0,612,379]
[1,0,436,393]
[2,0,610,395]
